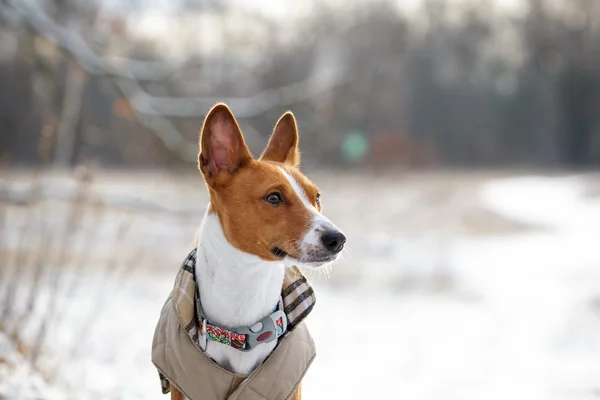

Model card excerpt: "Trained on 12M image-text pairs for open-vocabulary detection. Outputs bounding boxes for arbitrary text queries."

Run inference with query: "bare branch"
[3,0,199,161]
[113,78,198,162]
[5,0,348,118]
[5,0,179,81]
[3,0,347,162]
[130,70,349,118]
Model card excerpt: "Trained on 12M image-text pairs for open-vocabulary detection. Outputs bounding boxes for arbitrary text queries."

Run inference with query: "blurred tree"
[1,0,599,168]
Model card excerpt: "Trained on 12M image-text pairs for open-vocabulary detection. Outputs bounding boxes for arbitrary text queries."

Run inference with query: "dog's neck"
[195,210,286,329]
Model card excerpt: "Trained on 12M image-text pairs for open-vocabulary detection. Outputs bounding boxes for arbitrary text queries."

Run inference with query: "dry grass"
[0,162,200,397]
[0,168,146,392]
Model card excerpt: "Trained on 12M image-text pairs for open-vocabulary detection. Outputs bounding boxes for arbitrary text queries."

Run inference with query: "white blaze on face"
[277,167,342,265]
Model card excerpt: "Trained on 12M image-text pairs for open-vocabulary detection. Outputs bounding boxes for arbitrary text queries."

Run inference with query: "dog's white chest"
[196,212,286,375]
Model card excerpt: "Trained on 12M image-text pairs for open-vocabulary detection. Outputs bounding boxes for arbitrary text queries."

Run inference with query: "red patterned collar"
[196,298,287,352]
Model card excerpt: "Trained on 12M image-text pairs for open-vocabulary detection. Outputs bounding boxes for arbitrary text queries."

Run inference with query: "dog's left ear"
[198,103,252,186]
[260,111,300,167]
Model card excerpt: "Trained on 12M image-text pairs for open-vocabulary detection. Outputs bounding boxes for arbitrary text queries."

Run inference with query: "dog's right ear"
[198,103,252,186]
[260,111,300,167]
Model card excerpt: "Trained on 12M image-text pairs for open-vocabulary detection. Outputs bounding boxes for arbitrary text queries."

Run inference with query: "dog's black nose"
[321,231,347,253]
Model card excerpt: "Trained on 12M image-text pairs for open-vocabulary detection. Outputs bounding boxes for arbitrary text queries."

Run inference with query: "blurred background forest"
[1,0,600,170]
[1,1,600,399]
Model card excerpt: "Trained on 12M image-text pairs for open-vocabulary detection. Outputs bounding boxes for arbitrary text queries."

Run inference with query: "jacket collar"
[170,248,316,352]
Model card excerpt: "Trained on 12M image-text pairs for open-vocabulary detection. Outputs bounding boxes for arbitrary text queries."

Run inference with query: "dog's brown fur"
[170,385,184,400]
[199,104,321,263]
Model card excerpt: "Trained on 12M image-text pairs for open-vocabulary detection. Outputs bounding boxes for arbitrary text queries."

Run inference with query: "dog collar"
[196,296,287,352]
[169,249,316,357]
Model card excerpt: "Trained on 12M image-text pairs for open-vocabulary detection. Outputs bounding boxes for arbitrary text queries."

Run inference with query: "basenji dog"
[168,104,346,400]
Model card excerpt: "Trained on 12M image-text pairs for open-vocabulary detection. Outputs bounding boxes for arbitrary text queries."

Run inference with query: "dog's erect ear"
[260,111,300,167]
[198,103,252,186]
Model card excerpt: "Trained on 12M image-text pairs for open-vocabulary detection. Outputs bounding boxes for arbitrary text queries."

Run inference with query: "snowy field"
[1,170,599,400]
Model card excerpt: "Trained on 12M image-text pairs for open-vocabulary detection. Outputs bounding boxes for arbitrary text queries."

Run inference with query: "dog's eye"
[316,193,321,207]
[265,192,284,205]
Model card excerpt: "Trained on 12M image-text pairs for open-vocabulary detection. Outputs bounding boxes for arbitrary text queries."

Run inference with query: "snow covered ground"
[1,171,599,399]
